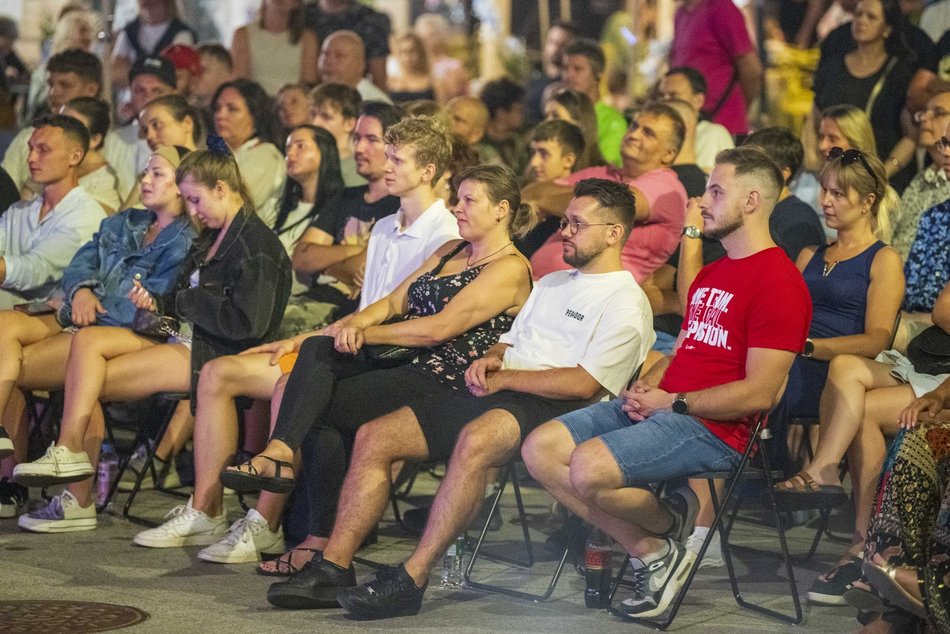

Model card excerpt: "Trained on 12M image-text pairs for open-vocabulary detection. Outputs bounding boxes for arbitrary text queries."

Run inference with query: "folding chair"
[607,414,804,629]
[463,460,578,602]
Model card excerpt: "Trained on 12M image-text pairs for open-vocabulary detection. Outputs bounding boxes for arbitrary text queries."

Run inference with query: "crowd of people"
[0,0,948,630]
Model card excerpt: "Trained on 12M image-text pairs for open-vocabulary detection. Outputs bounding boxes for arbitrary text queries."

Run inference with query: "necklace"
[822,260,838,277]
[466,242,513,269]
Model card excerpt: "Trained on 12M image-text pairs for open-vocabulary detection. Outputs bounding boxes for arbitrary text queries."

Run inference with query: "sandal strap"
[259,454,294,480]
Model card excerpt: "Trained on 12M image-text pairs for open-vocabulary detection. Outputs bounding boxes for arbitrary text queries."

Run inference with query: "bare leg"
[153,401,194,462]
[56,327,163,452]
[191,353,283,517]
[523,421,671,558]
[404,411,521,585]
[844,385,914,555]
[0,312,61,423]
[322,407,429,569]
[795,356,900,487]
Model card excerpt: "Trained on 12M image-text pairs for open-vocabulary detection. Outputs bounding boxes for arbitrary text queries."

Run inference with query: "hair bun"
[206,135,232,156]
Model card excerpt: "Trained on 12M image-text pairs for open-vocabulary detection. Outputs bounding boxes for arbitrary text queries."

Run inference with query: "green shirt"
[595,101,627,167]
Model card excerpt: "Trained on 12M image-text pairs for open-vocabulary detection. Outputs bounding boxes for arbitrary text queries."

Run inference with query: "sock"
[634,539,672,567]
[691,526,710,541]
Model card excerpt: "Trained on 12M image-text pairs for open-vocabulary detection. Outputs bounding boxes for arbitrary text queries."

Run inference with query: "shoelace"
[366,566,405,597]
[162,504,191,522]
[35,494,65,520]
[222,517,252,545]
[630,565,650,599]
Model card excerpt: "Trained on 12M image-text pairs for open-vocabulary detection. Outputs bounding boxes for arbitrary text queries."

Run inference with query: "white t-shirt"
[111,21,195,61]
[498,269,655,397]
[695,119,735,174]
[234,138,286,213]
[102,123,151,202]
[359,198,461,309]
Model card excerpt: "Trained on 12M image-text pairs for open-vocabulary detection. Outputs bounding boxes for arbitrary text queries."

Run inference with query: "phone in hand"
[14,301,56,316]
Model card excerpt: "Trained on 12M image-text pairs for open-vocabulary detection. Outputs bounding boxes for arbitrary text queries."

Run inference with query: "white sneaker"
[18,490,97,533]
[685,530,725,569]
[13,443,94,486]
[132,497,228,548]
[117,444,181,491]
[0,427,13,459]
[197,508,285,563]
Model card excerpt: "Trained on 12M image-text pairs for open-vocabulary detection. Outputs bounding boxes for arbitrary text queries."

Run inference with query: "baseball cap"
[129,55,177,88]
[161,44,201,76]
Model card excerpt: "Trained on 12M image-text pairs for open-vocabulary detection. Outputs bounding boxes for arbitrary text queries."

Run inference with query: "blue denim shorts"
[557,399,742,487]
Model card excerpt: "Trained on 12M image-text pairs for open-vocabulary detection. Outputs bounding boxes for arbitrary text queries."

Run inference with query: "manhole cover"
[0,601,149,633]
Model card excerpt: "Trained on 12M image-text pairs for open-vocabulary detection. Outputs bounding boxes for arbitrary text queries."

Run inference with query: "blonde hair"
[819,150,895,242]
[176,149,255,213]
[819,105,878,156]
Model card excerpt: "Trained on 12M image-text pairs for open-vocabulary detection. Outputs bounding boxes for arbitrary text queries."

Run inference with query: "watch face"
[682,225,701,238]
[673,398,688,414]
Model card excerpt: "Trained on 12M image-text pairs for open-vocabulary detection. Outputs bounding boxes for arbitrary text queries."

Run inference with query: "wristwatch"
[681,225,701,239]
[672,393,689,415]
[802,338,814,357]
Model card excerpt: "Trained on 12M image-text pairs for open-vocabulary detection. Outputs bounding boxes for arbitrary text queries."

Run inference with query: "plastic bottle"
[96,442,118,510]
[584,528,613,608]
[441,534,465,588]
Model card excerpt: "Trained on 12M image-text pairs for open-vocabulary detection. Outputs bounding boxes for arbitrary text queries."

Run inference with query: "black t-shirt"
[769,194,825,262]
[0,167,17,215]
[820,22,937,72]
[312,185,400,243]
[304,2,391,59]
[672,163,708,198]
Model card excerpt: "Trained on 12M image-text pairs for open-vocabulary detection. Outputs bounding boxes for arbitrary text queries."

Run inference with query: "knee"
[69,327,106,357]
[352,419,392,461]
[828,354,864,382]
[568,441,619,502]
[522,421,567,475]
[198,356,235,396]
[453,425,513,470]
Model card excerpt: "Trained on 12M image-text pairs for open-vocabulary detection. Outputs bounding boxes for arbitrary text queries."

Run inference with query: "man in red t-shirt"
[523,145,811,619]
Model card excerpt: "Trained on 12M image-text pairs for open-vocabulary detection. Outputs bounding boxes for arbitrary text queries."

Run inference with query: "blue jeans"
[557,399,742,487]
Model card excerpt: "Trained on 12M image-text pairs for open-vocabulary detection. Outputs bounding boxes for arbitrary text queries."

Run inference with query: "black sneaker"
[0,427,13,460]
[621,539,695,618]
[0,477,27,519]
[807,556,862,606]
[267,555,356,609]
[402,500,502,535]
[660,483,699,544]
[336,563,426,619]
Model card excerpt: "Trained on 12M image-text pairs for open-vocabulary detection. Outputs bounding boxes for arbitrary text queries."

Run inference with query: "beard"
[703,212,744,241]
[563,241,600,268]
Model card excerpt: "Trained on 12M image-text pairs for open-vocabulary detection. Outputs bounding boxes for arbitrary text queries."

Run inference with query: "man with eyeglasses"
[890,91,950,261]
[529,102,689,284]
[270,178,654,618]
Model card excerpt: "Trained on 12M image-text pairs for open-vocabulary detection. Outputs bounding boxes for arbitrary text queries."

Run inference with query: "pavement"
[0,471,864,633]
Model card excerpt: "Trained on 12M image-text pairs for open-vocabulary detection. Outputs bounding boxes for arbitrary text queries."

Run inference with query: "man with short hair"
[2,49,102,191]
[444,96,489,146]
[479,77,528,174]
[662,97,708,197]
[561,38,626,166]
[660,67,735,173]
[523,146,812,619]
[525,20,578,125]
[305,0,391,90]
[160,43,201,96]
[267,178,654,619]
[104,55,178,201]
[191,43,233,112]
[317,31,392,104]
[0,114,106,309]
[529,102,689,284]
[309,83,365,186]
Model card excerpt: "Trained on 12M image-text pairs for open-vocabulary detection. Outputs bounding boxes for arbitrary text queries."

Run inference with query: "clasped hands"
[620,380,675,421]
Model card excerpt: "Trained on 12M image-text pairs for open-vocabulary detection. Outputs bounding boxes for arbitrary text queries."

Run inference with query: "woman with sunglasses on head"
[12,141,292,533]
[773,147,909,605]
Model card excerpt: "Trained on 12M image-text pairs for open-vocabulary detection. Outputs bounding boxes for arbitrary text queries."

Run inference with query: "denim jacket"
[173,207,292,405]
[58,209,196,328]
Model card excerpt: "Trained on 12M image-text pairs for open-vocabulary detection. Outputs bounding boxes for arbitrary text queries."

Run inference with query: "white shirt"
[695,119,735,173]
[360,198,461,309]
[234,138,286,213]
[0,186,106,304]
[1,126,31,190]
[79,163,122,214]
[498,269,655,397]
[356,78,394,105]
[103,123,151,202]
[111,20,195,61]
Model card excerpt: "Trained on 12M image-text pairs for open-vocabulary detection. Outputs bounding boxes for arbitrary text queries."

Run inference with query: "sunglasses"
[826,147,878,187]
[937,137,950,151]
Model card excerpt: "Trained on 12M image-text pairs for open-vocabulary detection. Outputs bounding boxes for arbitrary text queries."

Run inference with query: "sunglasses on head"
[826,147,878,187]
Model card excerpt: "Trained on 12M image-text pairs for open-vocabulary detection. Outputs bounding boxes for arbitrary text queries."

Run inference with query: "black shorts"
[407,390,592,460]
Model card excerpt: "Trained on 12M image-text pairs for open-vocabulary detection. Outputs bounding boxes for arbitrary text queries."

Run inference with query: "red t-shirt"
[669,0,755,135]
[659,247,812,451]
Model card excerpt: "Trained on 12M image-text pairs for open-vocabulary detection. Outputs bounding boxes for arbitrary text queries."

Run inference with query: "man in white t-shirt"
[660,67,735,173]
[266,178,655,617]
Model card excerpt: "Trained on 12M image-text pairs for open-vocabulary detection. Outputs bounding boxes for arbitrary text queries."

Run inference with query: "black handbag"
[363,316,419,366]
[906,326,950,376]
[132,308,180,340]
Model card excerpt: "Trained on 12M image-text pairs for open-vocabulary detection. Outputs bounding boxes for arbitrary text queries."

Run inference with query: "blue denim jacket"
[58,208,197,328]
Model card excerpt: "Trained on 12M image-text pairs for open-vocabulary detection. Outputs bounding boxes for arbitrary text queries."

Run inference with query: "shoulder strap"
[125,19,147,61]
[703,68,737,121]
[431,241,469,275]
[864,57,898,116]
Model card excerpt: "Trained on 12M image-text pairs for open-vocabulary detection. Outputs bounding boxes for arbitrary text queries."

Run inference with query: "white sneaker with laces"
[18,490,97,532]
[132,497,227,548]
[13,443,94,486]
[197,508,285,563]
[685,530,725,569]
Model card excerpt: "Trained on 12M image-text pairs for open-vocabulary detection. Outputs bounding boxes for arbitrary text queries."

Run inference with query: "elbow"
[421,322,454,347]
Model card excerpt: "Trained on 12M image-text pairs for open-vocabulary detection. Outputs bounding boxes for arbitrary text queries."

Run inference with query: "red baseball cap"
[160,44,201,76]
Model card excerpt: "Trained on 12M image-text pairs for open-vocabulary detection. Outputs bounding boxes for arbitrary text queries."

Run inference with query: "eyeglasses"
[914,107,950,123]
[558,218,619,235]
[937,137,950,151]
[826,147,879,188]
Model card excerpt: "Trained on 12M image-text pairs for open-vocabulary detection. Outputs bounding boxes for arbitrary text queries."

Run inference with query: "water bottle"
[441,534,465,588]
[96,442,118,509]
[584,528,613,608]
